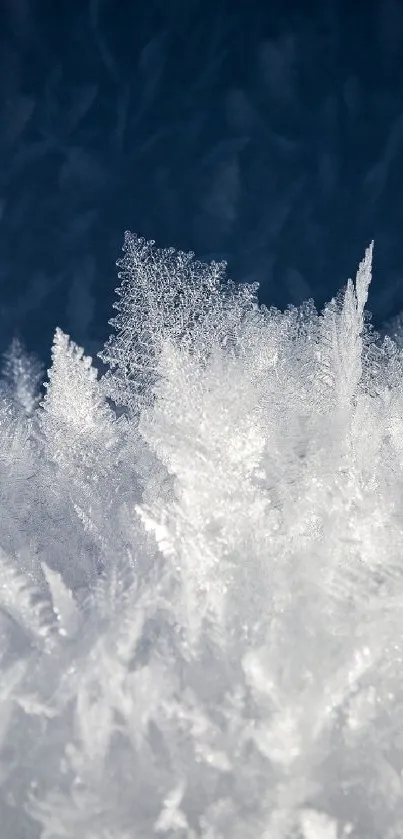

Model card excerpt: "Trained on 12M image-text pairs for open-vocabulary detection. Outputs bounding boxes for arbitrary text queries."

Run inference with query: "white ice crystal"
[0,234,401,838]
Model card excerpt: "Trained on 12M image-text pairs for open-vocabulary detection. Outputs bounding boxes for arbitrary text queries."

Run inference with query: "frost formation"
[0,234,401,838]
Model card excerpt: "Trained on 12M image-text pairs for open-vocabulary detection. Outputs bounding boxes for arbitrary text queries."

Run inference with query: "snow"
[0,235,401,837]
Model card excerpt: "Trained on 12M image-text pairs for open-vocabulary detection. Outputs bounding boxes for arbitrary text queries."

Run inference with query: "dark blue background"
[1,0,402,361]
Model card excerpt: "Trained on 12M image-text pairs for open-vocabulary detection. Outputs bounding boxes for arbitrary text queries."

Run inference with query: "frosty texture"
[0,236,400,838]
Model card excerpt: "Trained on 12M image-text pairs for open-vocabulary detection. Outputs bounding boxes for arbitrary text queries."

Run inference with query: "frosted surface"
[0,235,401,838]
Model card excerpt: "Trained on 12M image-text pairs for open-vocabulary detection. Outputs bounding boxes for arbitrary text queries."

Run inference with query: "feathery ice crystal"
[0,234,402,838]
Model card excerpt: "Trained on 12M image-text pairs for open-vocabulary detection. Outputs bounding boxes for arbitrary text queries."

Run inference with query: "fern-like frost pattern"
[0,236,400,838]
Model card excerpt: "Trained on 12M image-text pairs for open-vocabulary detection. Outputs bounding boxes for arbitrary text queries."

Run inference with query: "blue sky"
[0,0,402,360]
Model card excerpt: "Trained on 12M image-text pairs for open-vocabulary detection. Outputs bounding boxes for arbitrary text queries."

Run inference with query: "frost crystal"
[0,235,401,838]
